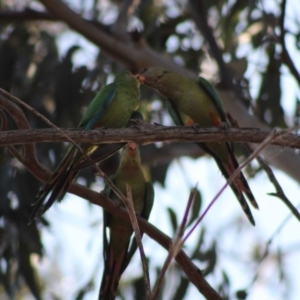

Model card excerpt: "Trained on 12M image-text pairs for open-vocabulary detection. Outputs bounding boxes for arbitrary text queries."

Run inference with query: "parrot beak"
[136,74,146,83]
[127,142,137,156]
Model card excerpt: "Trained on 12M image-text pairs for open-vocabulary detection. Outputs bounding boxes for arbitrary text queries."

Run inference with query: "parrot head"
[119,142,141,168]
[116,70,140,88]
[127,142,138,157]
[136,67,170,86]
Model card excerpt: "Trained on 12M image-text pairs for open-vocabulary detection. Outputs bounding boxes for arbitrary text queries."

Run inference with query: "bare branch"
[1,125,300,149]
[257,155,300,222]
[188,0,233,87]
[248,203,300,289]
[0,8,58,22]
[38,0,193,75]
[71,184,223,300]
[228,114,300,223]
[111,0,140,41]
[184,126,300,241]
[126,184,151,300]
[0,92,49,180]
[278,0,300,86]
[151,187,197,299]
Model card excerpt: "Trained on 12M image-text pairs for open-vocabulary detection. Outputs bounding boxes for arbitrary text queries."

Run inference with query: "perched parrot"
[99,142,154,300]
[137,67,258,225]
[28,71,140,224]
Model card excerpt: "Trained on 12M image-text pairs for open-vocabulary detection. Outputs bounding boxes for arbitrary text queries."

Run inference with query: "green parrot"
[99,142,154,300]
[29,71,140,224]
[137,67,258,225]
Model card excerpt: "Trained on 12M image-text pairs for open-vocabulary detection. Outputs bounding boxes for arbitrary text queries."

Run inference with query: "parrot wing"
[166,99,185,126]
[79,87,116,129]
[123,182,154,272]
[197,76,227,123]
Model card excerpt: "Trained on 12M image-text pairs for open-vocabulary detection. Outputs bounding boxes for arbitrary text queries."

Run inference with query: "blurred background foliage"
[0,0,299,299]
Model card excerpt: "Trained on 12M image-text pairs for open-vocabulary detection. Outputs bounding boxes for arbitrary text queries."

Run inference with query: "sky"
[22,0,300,299]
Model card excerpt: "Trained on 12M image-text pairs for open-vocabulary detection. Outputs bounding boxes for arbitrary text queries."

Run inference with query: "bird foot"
[129,118,143,125]
[190,123,201,132]
[219,122,228,130]
[96,127,106,134]
[129,118,144,130]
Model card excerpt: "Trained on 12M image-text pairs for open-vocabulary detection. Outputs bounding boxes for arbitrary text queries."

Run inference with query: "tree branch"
[228,114,300,224]
[111,0,140,41]
[0,8,58,22]
[0,92,49,180]
[151,187,197,299]
[69,184,223,300]
[188,0,233,87]
[1,125,300,149]
[188,0,253,112]
[38,0,193,75]
[278,0,300,86]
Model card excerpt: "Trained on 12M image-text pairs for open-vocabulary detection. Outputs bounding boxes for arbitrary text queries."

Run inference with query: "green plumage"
[29,71,140,223]
[99,143,154,300]
[137,67,258,225]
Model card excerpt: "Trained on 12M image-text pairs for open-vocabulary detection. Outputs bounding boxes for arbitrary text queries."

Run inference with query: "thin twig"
[0,108,7,131]
[80,185,222,299]
[228,113,300,223]
[111,0,140,41]
[278,0,300,86]
[0,108,21,161]
[0,88,97,166]
[125,184,151,300]
[248,203,300,288]
[183,125,300,243]
[151,187,197,300]
[257,155,300,222]
[38,0,193,74]
[0,92,49,179]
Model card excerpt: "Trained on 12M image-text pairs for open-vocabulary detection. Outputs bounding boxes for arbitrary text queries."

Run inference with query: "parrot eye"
[141,68,148,74]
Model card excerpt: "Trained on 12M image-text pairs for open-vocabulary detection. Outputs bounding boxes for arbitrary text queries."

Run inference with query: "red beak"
[127,142,137,156]
[136,74,146,83]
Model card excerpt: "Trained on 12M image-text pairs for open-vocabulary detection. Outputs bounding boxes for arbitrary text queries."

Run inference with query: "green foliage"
[0,24,96,299]
[187,188,202,227]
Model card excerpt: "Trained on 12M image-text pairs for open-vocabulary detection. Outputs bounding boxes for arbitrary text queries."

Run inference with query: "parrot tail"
[28,148,78,224]
[99,246,128,300]
[200,142,259,226]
